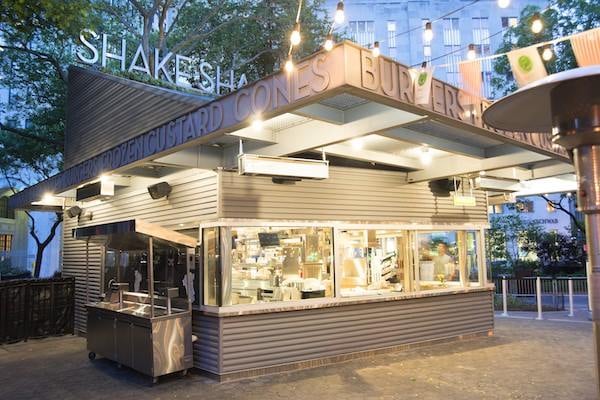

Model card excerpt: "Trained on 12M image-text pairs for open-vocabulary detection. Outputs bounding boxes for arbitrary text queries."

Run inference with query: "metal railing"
[0,277,75,344]
[492,277,588,296]
[494,276,587,319]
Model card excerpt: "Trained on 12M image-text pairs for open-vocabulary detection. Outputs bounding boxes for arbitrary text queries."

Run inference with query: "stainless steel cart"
[74,219,197,383]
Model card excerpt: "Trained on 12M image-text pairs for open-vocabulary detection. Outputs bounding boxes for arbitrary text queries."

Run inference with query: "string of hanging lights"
[283,0,305,73]
[282,0,552,78]
[422,25,587,70]
[366,1,554,64]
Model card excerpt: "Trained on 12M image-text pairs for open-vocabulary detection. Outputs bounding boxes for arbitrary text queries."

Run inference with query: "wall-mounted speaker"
[428,178,460,197]
[147,182,172,199]
[66,206,82,219]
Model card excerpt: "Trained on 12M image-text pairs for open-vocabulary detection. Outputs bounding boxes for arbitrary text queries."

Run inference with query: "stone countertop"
[195,285,494,317]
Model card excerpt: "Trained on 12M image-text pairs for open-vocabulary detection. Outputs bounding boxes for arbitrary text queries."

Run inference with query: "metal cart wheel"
[88,352,96,361]
[180,369,188,377]
[152,377,159,385]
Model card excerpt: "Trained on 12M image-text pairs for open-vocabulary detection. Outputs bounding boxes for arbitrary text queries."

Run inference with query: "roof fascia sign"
[12,42,566,208]
[76,29,248,96]
[340,44,567,160]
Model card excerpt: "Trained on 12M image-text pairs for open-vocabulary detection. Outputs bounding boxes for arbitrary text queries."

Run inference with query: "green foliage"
[0,258,31,279]
[0,0,333,185]
[486,214,542,265]
[536,231,586,267]
[491,0,600,97]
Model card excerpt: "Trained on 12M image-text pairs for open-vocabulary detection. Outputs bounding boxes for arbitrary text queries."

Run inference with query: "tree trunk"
[29,212,63,278]
[33,246,44,278]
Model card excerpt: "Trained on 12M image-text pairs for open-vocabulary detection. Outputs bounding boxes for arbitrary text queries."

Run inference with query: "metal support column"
[148,236,154,318]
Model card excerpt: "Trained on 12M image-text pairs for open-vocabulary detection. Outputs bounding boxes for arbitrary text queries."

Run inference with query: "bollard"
[536,276,543,320]
[568,278,575,317]
[501,277,508,317]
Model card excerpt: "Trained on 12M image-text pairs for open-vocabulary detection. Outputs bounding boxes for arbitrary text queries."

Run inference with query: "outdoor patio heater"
[483,65,600,391]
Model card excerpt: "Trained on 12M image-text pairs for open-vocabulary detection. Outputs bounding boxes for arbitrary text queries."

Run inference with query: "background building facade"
[326,0,547,98]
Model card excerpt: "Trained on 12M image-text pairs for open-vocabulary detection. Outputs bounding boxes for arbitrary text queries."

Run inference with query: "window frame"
[199,222,488,307]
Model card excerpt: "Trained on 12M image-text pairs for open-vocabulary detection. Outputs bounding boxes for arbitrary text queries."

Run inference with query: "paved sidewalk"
[0,317,595,400]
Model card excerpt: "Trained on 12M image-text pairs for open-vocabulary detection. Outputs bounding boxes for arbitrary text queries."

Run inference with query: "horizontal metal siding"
[216,291,493,373]
[219,167,488,223]
[63,170,218,333]
[192,313,221,373]
[64,67,208,168]
[62,216,102,333]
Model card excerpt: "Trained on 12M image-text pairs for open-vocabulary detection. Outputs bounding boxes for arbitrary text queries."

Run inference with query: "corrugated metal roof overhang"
[64,66,212,168]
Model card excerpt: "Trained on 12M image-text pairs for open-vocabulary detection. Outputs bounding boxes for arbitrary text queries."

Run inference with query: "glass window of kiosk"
[416,231,480,290]
[202,226,334,306]
[339,229,409,296]
[102,240,194,313]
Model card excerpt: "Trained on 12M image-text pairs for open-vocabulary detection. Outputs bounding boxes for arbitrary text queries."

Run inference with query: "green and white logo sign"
[518,55,534,73]
[508,47,547,87]
[418,72,428,86]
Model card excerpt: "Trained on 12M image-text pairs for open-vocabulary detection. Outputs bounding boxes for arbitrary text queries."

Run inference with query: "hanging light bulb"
[497,0,510,9]
[251,115,263,132]
[467,43,476,60]
[423,21,433,42]
[334,1,345,24]
[531,13,543,34]
[324,33,334,51]
[541,44,553,61]
[419,145,432,165]
[284,55,294,73]
[351,137,364,150]
[372,41,380,57]
[290,23,301,46]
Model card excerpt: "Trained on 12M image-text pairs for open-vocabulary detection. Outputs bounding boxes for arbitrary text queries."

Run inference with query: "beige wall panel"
[219,167,488,223]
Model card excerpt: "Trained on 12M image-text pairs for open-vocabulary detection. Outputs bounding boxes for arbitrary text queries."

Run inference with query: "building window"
[0,234,12,251]
[202,225,484,306]
[348,20,375,47]
[422,19,432,62]
[387,21,397,59]
[203,227,221,306]
[387,21,396,48]
[516,200,534,213]
[223,226,333,305]
[443,18,461,86]
[501,16,518,28]
[501,17,519,45]
[472,17,492,98]
[488,204,503,214]
[417,231,480,290]
[339,229,407,296]
[0,196,14,219]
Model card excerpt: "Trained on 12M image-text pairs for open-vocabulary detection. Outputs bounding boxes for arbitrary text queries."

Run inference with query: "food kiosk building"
[10,42,573,381]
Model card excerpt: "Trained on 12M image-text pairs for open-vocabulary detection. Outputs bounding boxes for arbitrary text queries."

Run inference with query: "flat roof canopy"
[10,41,573,209]
[73,219,197,249]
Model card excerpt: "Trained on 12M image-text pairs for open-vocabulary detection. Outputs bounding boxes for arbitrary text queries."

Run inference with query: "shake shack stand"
[10,41,572,381]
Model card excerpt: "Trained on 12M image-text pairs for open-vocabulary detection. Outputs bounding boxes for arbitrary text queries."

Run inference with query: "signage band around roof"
[11,42,567,209]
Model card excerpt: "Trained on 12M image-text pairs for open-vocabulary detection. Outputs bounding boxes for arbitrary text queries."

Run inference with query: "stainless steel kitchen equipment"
[74,219,197,383]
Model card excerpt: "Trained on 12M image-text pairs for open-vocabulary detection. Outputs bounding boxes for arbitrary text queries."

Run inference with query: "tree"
[539,193,584,234]
[491,0,600,97]
[0,0,333,275]
[486,214,542,268]
[535,231,586,273]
